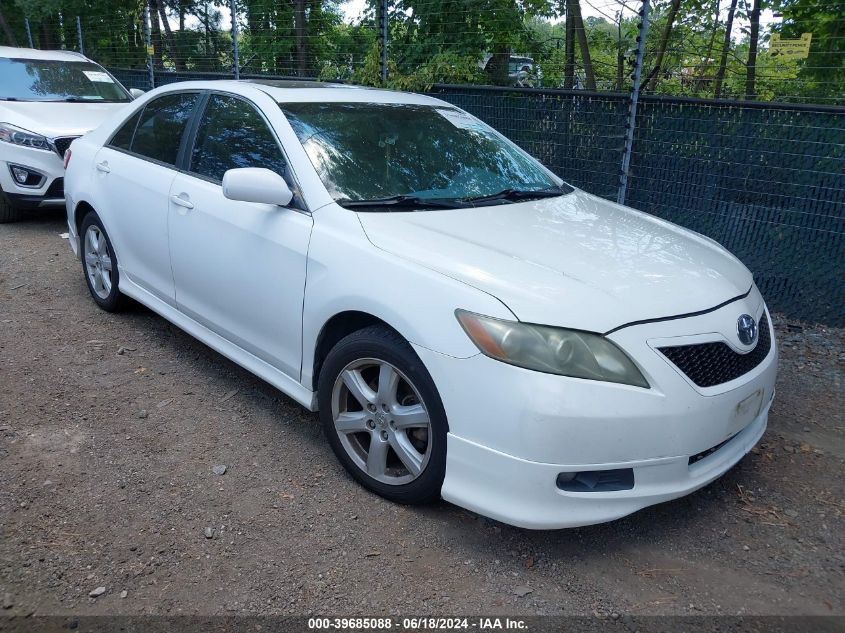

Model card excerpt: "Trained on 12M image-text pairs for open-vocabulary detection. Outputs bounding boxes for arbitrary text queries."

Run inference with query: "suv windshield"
[0,58,130,103]
[280,102,568,205]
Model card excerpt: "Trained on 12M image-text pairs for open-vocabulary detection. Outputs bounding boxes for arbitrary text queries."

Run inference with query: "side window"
[190,94,286,183]
[130,93,198,166]
[109,111,141,151]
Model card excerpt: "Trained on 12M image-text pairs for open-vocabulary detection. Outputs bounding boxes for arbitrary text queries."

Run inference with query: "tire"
[317,325,448,504]
[0,191,24,223]
[79,211,127,311]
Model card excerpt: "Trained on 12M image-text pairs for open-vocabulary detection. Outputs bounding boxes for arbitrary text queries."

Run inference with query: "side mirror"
[129,88,145,99]
[222,167,293,207]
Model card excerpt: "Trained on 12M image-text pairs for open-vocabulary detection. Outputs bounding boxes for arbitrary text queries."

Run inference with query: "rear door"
[92,91,200,304]
[167,92,312,379]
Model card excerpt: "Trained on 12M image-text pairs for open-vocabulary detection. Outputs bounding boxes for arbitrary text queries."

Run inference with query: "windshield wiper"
[461,186,573,205]
[337,194,469,210]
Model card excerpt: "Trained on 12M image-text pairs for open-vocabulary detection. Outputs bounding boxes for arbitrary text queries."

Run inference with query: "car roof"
[0,46,91,62]
[150,78,447,106]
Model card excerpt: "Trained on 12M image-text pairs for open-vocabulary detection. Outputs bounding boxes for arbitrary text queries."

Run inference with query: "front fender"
[301,204,514,389]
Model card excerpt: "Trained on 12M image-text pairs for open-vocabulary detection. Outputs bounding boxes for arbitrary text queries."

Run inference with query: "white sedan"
[64,80,777,529]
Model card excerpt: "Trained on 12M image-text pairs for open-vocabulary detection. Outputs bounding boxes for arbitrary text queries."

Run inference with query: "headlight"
[0,123,52,151]
[456,310,649,388]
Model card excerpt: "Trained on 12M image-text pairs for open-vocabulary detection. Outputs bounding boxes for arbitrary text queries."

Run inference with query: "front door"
[167,93,312,379]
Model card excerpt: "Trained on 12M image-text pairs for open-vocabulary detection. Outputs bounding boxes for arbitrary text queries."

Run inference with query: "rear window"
[0,58,130,103]
[130,93,198,165]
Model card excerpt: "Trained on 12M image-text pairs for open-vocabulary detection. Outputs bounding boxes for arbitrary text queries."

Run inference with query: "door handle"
[170,194,194,209]
[95,162,110,173]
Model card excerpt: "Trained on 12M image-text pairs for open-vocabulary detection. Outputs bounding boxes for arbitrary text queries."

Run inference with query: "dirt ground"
[1,214,843,617]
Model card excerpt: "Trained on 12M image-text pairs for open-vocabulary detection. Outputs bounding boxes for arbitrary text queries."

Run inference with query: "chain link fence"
[1,0,843,324]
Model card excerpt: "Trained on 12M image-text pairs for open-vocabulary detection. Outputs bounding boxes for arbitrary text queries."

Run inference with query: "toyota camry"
[64,80,777,529]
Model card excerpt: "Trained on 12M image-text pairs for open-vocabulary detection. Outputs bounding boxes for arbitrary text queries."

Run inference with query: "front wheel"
[317,325,448,504]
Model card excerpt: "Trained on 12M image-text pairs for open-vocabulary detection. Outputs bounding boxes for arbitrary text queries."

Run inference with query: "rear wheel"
[318,325,447,504]
[80,211,126,311]
[0,190,24,223]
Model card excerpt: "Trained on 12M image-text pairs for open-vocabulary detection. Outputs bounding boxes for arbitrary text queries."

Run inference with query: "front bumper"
[441,396,769,529]
[416,288,778,529]
[0,142,66,210]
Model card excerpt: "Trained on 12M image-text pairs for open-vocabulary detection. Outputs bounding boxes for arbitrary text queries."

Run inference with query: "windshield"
[279,102,565,204]
[0,59,130,103]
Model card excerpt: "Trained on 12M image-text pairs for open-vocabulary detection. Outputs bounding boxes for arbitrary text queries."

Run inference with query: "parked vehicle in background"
[480,54,537,86]
[0,46,139,222]
[63,80,777,529]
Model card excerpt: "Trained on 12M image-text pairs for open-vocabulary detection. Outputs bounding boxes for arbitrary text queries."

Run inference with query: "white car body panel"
[92,146,178,303]
[168,172,313,378]
[64,79,778,529]
[357,191,752,332]
[0,101,126,138]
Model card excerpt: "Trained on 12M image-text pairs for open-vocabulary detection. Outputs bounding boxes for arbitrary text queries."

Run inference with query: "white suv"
[0,46,136,222]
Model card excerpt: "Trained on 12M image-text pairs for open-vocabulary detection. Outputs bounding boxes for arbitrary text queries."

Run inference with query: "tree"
[645,0,682,92]
[568,0,596,89]
[713,0,737,97]
[744,0,760,98]
[0,4,18,45]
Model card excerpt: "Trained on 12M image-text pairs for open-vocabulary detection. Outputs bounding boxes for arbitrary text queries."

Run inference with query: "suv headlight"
[456,310,649,388]
[0,123,52,151]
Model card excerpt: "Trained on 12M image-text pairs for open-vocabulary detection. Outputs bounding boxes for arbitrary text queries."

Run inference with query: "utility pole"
[230,0,240,79]
[76,16,84,55]
[144,3,155,89]
[24,17,34,48]
[378,0,388,83]
[617,0,650,206]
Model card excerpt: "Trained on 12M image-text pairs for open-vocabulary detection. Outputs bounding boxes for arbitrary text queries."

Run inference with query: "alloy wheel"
[83,224,113,300]
[330,358,432,485]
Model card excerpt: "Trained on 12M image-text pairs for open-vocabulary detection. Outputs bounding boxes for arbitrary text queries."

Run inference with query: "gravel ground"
[0,215,843,617]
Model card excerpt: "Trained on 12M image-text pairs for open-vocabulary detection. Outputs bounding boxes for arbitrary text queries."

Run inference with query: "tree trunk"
[40,20,57,49]
[744,0,761,99]
[713,0,738,98]
[148,0,165,70]
[294,0,307,77]
[126,15,141,68]
[156,0,185,70]
[569,0,596,90]
[563,3,575,89]
[0,7,18,46]
[487,46,511,86]
[644,0,682,91]
[697,0,720,88]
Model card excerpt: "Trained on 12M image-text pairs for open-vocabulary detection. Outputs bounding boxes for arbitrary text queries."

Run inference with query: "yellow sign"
[146,45,154,56]
[770,33,812,60]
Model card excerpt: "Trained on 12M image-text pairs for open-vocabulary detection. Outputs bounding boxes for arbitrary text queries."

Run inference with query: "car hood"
[0,101,129,138]
[356,190,753,333]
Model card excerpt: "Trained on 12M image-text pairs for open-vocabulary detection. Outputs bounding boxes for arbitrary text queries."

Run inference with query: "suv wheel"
[0,191,24,223]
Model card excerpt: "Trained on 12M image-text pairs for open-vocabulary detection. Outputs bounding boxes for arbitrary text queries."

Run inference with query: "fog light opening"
[9,164,45,188]
[556,468,635,492]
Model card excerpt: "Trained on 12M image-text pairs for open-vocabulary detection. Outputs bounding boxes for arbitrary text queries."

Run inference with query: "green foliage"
[1,0,841,104]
